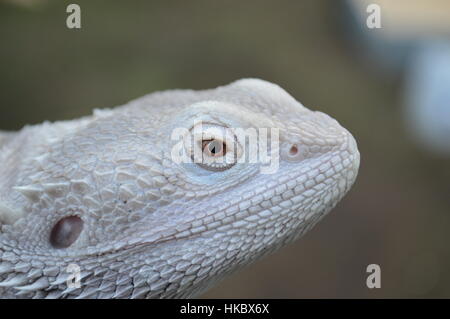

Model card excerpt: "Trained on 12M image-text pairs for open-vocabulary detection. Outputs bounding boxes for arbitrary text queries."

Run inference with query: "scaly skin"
[0,79,359,298]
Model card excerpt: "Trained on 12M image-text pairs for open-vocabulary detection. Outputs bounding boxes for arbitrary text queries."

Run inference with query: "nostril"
[282,143,305,162]
[289,145,298,156]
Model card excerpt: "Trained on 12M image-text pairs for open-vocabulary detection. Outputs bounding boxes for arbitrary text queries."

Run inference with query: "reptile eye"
[202,139,227,157]
[50,216,83,248]
[185,123,242,171]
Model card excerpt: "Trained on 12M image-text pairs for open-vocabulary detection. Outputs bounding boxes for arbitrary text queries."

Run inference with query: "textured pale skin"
[0,79,359,298]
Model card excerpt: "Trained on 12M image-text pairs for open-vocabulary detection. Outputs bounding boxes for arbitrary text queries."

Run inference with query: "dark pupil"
[50,216,83,249]
[208,140,224,155]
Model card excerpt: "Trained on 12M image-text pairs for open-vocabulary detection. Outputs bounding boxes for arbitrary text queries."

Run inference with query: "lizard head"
[0,78,359,298]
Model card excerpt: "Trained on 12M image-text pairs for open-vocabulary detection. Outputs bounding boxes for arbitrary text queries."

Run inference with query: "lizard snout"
[279,111,358,164]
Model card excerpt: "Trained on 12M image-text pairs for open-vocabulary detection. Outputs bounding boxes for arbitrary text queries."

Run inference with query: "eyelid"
[185,123,242,171]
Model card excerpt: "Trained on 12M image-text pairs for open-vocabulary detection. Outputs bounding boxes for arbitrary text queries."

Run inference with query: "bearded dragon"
[0,79,359,298]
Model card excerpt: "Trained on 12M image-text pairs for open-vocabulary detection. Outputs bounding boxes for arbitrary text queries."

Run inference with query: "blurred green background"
[1,0,449,298]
